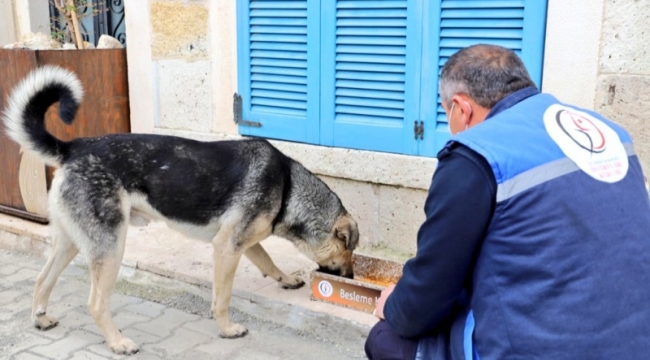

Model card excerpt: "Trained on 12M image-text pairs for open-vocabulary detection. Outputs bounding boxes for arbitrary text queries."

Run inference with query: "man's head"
[439,44,536,134]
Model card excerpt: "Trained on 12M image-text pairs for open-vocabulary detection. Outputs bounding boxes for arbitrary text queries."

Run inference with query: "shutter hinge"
[414,120,424,140]
[233,93,262,128]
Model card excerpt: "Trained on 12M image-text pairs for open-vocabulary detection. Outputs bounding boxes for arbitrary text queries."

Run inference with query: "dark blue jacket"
[385,88,650,359]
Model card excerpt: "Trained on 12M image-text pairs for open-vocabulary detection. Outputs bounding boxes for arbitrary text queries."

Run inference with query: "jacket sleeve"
[383,144,496,338]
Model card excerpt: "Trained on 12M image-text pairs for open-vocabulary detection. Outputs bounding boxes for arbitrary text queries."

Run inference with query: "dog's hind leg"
[32,218,79,330]
[244,243,305,289]
[212,221,247,338]
[86,228,139,355]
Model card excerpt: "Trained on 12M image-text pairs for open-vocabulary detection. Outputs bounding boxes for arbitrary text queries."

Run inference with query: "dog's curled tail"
[3,65,83,167]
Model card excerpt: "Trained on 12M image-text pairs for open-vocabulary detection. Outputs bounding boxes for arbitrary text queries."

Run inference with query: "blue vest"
[452,93,650,359]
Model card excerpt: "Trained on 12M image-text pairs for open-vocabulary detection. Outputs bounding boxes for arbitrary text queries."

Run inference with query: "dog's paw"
[219,323,249,339]
[109,337,139,355]
[280,274,305,290]
[33,314,59,331]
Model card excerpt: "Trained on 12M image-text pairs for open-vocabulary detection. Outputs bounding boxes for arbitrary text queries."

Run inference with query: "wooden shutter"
[320,0,421,155]
[418,0,548,157]
[236,0,320,143]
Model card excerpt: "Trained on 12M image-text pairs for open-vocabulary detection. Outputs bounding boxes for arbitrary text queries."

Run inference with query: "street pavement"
[0,250,368,360]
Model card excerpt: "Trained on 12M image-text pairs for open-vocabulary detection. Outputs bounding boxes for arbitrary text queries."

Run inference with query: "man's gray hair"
[439,44,536,109]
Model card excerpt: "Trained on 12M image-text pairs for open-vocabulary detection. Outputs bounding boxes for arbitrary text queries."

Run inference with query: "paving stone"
[122,301,166,318]
[0,263,20,276]
[194,337,249,359]
[132,308,199,338]
[0,331,52,358]
[67,350,111,360]
[49,280,89,303]
[142,327,210,357]
[180,318,219,338]
[10,351,50,360]
[108,293,143,311]
[30,330,103,360]
[3,269,40,286]
[83,311,151,336]
[233,348,282,360]
[0,290,24,305]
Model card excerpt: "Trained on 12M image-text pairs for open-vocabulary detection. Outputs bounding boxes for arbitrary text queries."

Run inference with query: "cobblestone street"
[0,251,367,360]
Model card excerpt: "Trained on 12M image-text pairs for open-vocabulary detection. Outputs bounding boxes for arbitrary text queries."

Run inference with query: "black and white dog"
[3,66,359,355]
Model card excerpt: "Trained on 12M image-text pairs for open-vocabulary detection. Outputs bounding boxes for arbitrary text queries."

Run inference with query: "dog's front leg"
[212,247,248,338]
[244,243,305,289]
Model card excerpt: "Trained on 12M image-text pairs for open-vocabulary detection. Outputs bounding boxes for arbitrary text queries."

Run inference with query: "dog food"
[310,253,403,313]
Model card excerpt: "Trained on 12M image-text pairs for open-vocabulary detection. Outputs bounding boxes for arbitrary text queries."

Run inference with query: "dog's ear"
[335,215,359,251]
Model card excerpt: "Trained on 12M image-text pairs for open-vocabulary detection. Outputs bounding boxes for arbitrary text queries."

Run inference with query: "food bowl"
[310,253,403,313]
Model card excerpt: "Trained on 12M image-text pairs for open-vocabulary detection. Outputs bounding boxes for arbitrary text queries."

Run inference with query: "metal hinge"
[233,93,262,128]
[414,120,424,140]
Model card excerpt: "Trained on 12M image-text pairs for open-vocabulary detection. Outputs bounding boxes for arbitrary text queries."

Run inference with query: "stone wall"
[594,0,650,174]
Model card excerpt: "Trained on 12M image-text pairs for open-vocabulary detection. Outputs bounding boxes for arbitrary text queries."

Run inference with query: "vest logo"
[544,104,628,183]
[317,280,333,297]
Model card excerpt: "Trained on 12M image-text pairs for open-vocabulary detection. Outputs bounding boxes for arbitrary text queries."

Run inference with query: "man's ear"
[335,215,359,250]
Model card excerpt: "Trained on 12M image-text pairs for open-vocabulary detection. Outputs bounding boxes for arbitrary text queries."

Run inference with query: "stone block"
[132,307,199,338]
[595,74,650,174]
[318,176,380,250]
[151,1,208,60]
[600,0,650,74]
[376,185,426,262]
[157,60,212,133]
[30,330,103,360]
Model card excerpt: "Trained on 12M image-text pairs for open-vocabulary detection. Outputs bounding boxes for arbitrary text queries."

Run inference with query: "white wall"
[541,0,605,109]
[0,0,17,46]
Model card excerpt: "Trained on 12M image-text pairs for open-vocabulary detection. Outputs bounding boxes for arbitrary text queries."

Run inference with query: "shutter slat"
[336,54,405,64]
[252,74,307,84]
[337,9,407,18]
[337,27,407,36]
[336,62,405,73]
[336,114,403,125]
[250,1,307,10]
[250,34,307,43]
[441,9,524,18]
[337,45,406,55]
[440,28,523,39]
[252,97,307,110]
[441,19,523,28]
[252,89,307,101]
[251,81,307,93]
[336,96,404,110]
[251,50,307,60]
[250,9,308,17]
[337,79,405,92]
[337,1,407,9]
[337,18,407,27]
[252,105,306,117]
[336,36,406,46]
[250,25,307,34]
[251,58,307,69]
[251,42,307,52]
[441,0,525,9]
[440,38,522,49]
[250,17,307,26]
[252,66,308,77]
[336,71,405,82]
[336,88,405,101]
[336,105,404,119]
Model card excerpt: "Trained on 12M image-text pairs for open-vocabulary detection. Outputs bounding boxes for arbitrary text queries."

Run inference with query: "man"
[365,44,650,360]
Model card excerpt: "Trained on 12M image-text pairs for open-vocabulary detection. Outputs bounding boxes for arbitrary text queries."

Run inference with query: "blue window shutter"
[320,0,421,155]
[418,0,548,157]
[236,0,320,143]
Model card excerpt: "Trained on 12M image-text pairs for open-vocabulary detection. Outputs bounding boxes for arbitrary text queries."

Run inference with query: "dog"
[2,66,359,355]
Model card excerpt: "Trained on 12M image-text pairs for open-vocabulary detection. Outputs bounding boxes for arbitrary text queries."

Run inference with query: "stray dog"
[3,66,359,355]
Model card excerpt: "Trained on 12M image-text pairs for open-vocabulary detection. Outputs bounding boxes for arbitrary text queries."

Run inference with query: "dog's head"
[311,213,359,279]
